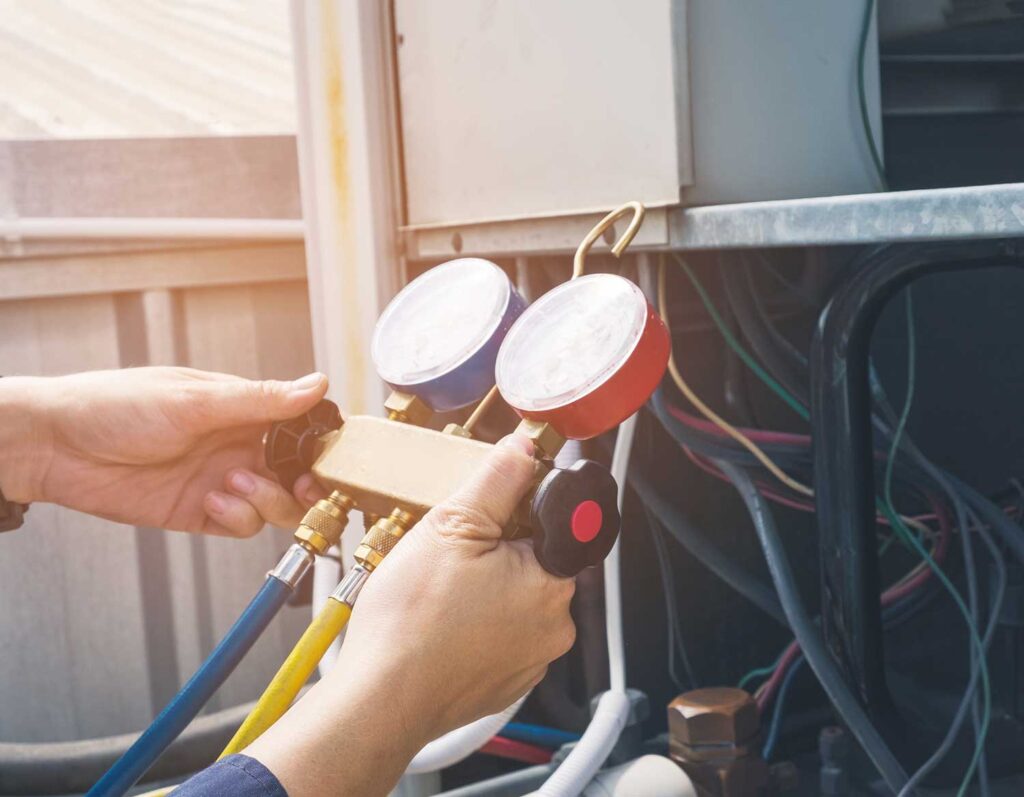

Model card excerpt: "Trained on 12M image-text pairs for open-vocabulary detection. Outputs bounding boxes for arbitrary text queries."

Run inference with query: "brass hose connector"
[294,490,355,556]
[353,508,417,572]
[329,508,417,608]
[384,391,433,426]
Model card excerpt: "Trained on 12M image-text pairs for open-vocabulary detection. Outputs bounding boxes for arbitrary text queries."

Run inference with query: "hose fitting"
[353,508,416,571]
[268,543,316,589]
[294,490,355,555]
[331,564,370,607]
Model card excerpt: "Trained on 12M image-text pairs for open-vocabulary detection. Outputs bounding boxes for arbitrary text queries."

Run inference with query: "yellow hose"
[219,598,352,757]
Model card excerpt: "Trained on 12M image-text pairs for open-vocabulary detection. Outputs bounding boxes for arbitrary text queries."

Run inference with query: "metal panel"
[682,0,882,205]
[404,183,1024,257]
[394,0,688,226]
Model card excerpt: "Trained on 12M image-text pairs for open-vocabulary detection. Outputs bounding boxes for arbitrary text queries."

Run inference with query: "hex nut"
[668,687,760,747]
[442,423,472,438]
[384,391,433,426]
[515,419,566,460]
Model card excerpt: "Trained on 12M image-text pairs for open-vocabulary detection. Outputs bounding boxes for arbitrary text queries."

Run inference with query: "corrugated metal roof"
[0,0,295,138]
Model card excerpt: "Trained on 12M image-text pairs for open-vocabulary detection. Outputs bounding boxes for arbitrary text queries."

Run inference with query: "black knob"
[264,399,342,492]
[530,459,620,578]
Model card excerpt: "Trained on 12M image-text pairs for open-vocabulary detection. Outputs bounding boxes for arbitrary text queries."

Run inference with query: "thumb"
[433,434,536,537]
[189,372,329,429]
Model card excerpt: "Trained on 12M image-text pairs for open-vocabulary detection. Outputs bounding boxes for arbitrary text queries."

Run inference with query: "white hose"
[528,415,637,797]
[605,415,635,694]
[530,691,631,797]
[406,694,527,774]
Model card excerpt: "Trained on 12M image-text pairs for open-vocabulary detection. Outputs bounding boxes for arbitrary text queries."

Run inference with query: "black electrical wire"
[621,447,788,627]
[712,458,909,792]
[721,256,809,405]
[947,473,1024,570]
[642,503,698,691]
[648,385,811,472]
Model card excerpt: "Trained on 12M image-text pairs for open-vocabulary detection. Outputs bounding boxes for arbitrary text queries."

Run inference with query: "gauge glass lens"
[372,258,510,385]
[496,274,647,411]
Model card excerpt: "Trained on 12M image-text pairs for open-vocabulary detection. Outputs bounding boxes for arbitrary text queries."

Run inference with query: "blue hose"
[87,576,294,797]
[500,722,581,749]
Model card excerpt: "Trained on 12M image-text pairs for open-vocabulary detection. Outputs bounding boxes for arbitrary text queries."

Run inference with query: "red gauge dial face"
[496,274,670,440]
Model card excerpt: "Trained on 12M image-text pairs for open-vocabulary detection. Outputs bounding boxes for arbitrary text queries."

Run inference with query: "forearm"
[246,678,427,797]
[0,376,52,504]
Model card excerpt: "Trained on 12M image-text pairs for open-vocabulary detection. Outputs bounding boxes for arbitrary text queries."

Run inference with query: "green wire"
[737,649,785,691]
[857,0,889,191]
[881,292,990,797]
[683,258,989,790]
[857,0,989,784]
[677,258,810,422]
[680,10,989,789]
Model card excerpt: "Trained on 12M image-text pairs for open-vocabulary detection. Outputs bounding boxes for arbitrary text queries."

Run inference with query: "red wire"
[479,736,553,765]
[666,401,812,446]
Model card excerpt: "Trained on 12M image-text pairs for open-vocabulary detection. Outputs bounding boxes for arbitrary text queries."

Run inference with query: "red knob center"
[571,500,603,543]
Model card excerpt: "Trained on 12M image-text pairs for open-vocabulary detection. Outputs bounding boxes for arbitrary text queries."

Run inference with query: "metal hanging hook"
[572,201,647,278]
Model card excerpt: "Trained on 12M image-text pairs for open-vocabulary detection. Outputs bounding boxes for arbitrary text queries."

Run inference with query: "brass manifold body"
[279,391,564,604]
[308,409,556,530]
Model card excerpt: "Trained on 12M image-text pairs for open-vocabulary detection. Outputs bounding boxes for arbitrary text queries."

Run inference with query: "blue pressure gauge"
[371,258,526,412]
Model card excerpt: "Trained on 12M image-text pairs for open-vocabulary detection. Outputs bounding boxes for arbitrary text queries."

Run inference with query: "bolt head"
[668,687,760,746]
[442,423,472,438]
[515,419,565,459]
[384,391,433,426]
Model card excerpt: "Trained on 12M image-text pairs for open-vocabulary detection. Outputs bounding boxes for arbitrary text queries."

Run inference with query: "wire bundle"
[641,249,1017,795]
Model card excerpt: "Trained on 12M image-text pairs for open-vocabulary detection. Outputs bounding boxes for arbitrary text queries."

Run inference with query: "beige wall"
[0,137,320,742]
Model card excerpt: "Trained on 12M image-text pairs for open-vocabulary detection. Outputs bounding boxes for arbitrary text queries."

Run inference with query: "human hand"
[0,367,330,535]
[248,435,576,797]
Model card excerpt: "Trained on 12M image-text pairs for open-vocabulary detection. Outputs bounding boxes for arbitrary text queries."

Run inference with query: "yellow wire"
[657,258,936,542]
[219,598,353,758]
[658,258,815,498]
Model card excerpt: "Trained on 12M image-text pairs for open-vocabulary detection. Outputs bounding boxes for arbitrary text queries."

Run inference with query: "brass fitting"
[294,491,355,556]
[667,687,768,797]
[353,508,417,572]
[384,391,433,426]
[442,422,472,438]
[515,418,566,460]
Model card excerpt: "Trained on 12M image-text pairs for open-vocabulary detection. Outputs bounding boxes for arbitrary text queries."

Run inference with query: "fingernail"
[499,434,534,456]
[230,472,256,496]
[207,493,227,515]
[291,372,324,392]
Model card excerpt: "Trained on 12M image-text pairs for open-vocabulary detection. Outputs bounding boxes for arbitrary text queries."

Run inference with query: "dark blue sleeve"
[171,754,287,797]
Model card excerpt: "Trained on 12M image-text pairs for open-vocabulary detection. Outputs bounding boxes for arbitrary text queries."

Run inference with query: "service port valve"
[530,459,620,578]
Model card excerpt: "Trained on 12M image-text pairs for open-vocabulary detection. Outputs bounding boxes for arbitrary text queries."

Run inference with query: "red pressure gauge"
[495,273,670,440]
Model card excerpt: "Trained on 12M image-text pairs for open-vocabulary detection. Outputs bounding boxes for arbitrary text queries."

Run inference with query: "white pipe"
[406,694,527,774]
[0,217,304,241]
[605,415,635,694]
[527,415,637,797]
[529,691,631,797]
[580,755,697,797]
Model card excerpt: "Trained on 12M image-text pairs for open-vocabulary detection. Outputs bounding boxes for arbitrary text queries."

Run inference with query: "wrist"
[0,377,54,504]
[248,676,429,797]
